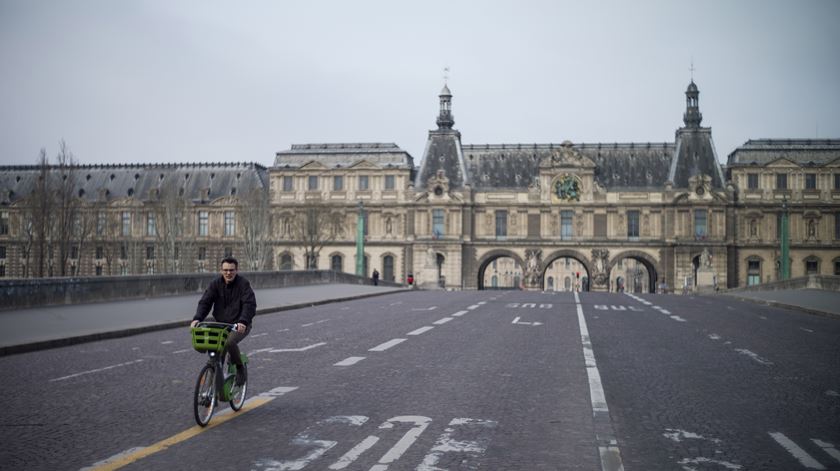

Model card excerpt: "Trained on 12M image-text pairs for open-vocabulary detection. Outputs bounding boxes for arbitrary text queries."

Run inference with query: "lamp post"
[780,195,790,280]
[356,201,365,276]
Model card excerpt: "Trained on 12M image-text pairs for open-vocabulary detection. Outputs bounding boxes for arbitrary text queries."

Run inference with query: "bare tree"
[53,141,81,276]
[240,188,271,271]
[154,186,192,273]
[288,205,344,269]
[31,149,52,277]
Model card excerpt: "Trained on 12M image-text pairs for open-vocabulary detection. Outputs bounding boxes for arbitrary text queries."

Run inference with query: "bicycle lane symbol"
[252,415,497,470]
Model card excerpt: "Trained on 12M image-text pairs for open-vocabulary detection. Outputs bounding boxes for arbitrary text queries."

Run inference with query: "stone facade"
[0,82,838,291]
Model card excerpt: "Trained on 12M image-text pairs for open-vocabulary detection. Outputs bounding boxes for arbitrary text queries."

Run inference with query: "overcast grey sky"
[1,0,838,168]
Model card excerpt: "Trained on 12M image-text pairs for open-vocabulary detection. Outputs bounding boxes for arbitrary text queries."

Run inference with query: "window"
[384,175,395,190]
[747,259,761,286]
[0,246,5,258]
[836,212,840,239]
[145,246,155,260]
[333,175,344,191]
[121,211,131,236]
[432,209,445,238]
[776,173,788,190]
[0,264,5,277]
[280,253,293,270]
[95,265,102,276]
[70,246,78,259]
[224,247,232,258]
[383,255,394,281]
[747,173,759,190]
[805,258,819,275]
[120,244,127,259]
[331,254,343,272]
[495,210,508,238]
[560,210,573,240]
[96,212,106,236]
[198,211,208,237]
[627,210,640,238]
[283,176,293,192]
[147,213,156,236]
[358,175,369,191]
[805,173,817,190]
[308,176,318,191]
[95,246,103,259]
[835,260,840,276]
[694,210,707,239]
[224,211,235,236]
[0,211,8,235]
[198,247,206,260]
[835,174,840,190]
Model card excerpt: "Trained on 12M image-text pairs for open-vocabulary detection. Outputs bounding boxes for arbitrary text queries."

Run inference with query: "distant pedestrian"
[372,269,379,286]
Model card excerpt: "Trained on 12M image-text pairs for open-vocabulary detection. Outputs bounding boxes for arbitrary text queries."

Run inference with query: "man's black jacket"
[193,275,257,326]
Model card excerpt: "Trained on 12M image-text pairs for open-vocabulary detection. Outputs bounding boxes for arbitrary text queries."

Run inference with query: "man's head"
[220,257,239,284]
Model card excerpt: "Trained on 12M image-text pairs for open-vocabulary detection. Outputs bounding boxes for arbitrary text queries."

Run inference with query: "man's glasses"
[222,269,237,273]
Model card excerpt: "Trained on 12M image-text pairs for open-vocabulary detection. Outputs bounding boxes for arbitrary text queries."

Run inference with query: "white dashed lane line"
[334,356,366,367]
[369,338,407,352]
[407,326,434,336]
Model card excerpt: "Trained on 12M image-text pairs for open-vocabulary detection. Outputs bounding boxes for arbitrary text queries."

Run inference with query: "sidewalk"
[720,288,840,318]
[0,284,407,356]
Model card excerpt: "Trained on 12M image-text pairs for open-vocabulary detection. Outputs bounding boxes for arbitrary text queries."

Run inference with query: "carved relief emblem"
[554,175,581,202]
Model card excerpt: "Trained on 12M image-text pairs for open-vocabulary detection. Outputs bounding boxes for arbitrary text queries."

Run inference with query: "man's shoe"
[235,365,247,386]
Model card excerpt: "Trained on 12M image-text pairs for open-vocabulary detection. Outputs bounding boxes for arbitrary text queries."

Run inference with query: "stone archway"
[477,249,526,290]
[607,250,661,293]
[540,249,593,291]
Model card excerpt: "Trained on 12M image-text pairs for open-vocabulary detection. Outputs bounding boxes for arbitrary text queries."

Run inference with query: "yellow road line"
[89,396,274,471]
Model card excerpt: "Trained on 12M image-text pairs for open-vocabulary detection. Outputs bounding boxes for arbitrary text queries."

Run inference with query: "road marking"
[369,338,407,352]
[769,432,826,469]
[329,435,380,469]
[575,292,625,471]
[417,418,497,470]
[85,388,296,470]
[512,317,543,326]
[800,327,815,333]
[812,439,840,463]
[370,416,432,470]
[708,334,722,341]
[734,348,773,365]
[49,359,145,382]
[407,326,434,336]
[433,317,453,325]
[670,315,687,322]
[663,429,722,444]
[411,306,438,311]
[451,310,469,317]
[172,349,191,354]
[334,356,366,367]
[467,304,480,310]
[255,415,367,471]
[160,340,174,345]
[301,322,315,327]
[677,457,742,470]
[267,342,327,353]
[250,332,268,338]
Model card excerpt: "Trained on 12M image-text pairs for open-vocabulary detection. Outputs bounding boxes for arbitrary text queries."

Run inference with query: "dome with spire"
[440,84,452,96]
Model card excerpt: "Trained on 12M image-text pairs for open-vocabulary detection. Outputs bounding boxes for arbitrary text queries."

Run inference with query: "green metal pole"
[356,201,365,276]
[780,197,790,280]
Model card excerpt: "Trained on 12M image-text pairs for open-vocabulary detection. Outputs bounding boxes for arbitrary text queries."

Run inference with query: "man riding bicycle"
[191,257,256,385]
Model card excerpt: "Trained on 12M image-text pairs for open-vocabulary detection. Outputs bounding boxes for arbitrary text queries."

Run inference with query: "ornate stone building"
[0,82,838,291]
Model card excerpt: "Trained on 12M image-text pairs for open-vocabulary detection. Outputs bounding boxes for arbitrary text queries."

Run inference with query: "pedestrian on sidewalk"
[372,269,380,286]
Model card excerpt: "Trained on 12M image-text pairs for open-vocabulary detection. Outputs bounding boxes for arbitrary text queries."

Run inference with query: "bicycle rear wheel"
[194,364,216,427]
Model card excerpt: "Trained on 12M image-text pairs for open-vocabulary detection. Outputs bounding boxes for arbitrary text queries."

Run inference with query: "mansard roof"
[726,139,840,167]
[274,143,414,169]
[462,142,674,190]
[0,162,268,206]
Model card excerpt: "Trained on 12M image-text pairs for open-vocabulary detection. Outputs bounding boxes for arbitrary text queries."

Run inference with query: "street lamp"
[356,201,365,276]
[780,195,790,280]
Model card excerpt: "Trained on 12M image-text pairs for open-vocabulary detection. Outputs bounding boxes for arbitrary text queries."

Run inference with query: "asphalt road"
[2,290,838,470]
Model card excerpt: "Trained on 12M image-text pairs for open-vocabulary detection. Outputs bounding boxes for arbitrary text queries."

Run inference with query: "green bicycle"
[190,322,249,427]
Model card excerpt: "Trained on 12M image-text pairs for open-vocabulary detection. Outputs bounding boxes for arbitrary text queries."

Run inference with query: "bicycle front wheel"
[193,364,216,427]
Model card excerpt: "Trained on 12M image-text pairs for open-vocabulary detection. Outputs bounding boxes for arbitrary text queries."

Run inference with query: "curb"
[723,294,840,320]
[0,288,407,357]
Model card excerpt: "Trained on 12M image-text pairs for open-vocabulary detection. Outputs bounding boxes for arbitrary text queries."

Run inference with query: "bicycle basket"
[191,326,230,353]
